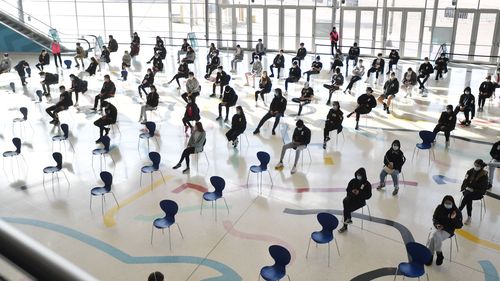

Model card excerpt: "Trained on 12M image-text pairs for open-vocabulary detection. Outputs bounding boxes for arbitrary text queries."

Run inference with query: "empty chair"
[140,152,166,190]
[200,176,230,221]
[2,137,27,175]
[90,171,119,215]
[246,151,273,193]
[412,130,436,166]
[64,60,72,69]
[92,136,115,172]
[52,123,75,152]
[138,121,159,152]
[42,152,70,190]
[306,212,341,267]
[393,242,432,281]
[12,107,33,137]
[259,245,292,281]
[151,200,184,250]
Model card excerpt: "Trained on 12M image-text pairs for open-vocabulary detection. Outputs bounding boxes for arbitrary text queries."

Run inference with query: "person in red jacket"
[329,26,339,56]
[51,40,62,67]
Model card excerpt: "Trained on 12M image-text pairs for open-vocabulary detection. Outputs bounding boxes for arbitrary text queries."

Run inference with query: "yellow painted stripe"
[103,175,175,227]
[324,156,334,165]
[455,229,500,251]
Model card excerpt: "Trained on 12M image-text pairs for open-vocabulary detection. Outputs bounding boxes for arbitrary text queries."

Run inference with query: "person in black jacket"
[92,75,116,111]
[85,57,99,76]
[108,35,118,52]
[330,49,344,71]
[285,61,301,93]
[138,69,155,98]
[130,32,140,57]
[211,66,230,98]
[453,87,475,126]
[274,119,311,174]
[35,50,50,71]
[46,85,73,125]
[292,43,307,67]
[434,53,448,81]
[433,105,456,143]
[386,49,400,74]
[269,49,285,78]
[418,57,434,92]
[377,72,399,114]
[303,56,323,82]
[366,53,385,82]
[151,52,164,74]
[204,50,220,79]
[477,75,495,112]
[323,68,344,105]
[323,101,343,149]
[345,42,360,75]
[182,97,201,135]
[253,88,287,135]
[377,140,406,195]
[338,167,372,233]
[167,62,189,89]
[93,101,117,142]
[226,106,247,147]
[426,195,463,266]
[216,85,238,122]
[139,85,159,123]
[39,71,59,97]
[100,46,111,65]
[488,141,500,189]
[14,60,30,86]
[255,71,272,107]
[177,39,190,63]
[347,87,377,130]
[459,159,488,225]
[69,74,87,107]
[292,82,314,117]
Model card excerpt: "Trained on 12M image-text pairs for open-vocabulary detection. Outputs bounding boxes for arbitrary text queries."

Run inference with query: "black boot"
[338,224,348,233]
[436,251,444,266]
[355,121,359,130]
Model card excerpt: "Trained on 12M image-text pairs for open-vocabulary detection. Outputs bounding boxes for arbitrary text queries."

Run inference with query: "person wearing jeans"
[488,141,500,190]
[377,140,406,196]
[459,159,488,225]
[274,120,311,174]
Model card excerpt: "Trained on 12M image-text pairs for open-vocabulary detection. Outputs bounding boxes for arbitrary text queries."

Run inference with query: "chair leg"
[150,225,154,244]
[334,237,340,256]
[412,147,416,161]
[328,241,331,267]
[150,172,153,191]
[200,198,204,215]
[246,171,250,188]
[393,266,399,281]
[140,172,143,187]
[267,170,273,188]
[109,154,116,166]
[159,170,166,184]
[176,223,184,239]
[111,192,119,207]
[101,195,104,216]
[89,194,93,210]
[62,171,70,189]
[306,238,311,258]
[168,227,172,250]
[215,200,217,221]
[223,198,229,214]
[426,273,430,281]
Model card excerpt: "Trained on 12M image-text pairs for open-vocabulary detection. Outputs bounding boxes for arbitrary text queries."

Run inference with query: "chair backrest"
[100,136,111,152]
[19,107,28,120]
[256,151,270,170]
[52,152,62,170]
[145,121,156,137]
[269,245,291,268]
[159,200,179,221]
[149,152,161,170]
[210,176,225,196]
[406,242,432,265]
[9,82,15,92]
[419,130,435,145]
[100,171,113,189]
[317,212,338,233]
[12,138,21,154]
[61,124,69,138]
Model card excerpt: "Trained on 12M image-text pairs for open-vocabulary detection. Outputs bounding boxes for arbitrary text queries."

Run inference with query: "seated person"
[303,56,323,82]
[230,45,244,73]
[172,121,206,174]
[292,42,307,67]
[69,74,87,107]
[284,61,301,93]
[323,101,344,149]
[100,46,111,67]
[426,195,463,266]
[92,75,116,111]
[253,88,287,135]
[366,53,385,82]
[181,47,196,64]
[0,53,13,74]
[85,57,99,76]
[14,60,30,86]
[205,50,220,79]
[338,168,372,233]
[346,87,377,130]
[226,106,247,148]
[401,67,417,98]
[377,72,399,114]
[122,50,131,69]
[168,62,189,89]
[93,101,117,142]
[177,39,190,63]
[323,67,344,105]
[386,49,400,74]
[250,39,265,64]
[151,52,164,74]
[292,82,314,117]
[478,75,495,112]
[211,66,230,98]
[417,57,434,92]
[35,50,50,71]
[181,72,201,103]
[182,97,201,135]
[459,159,488,225]
[488,141,500,190]
[453,87,475,126]
[345,43,360,74]
[255,71,272,107]
[344,59,365,94]
[269,50,285,78]
[216,85,238,122]
[433,105,456,144]
[330,49,344,71]
[434,53,448,80]
[39,71,59,97]
[138,85,159,123]
[274,119,311,174]
[376,140,406,196]
[206,43,217,62]
[138,68,155,98]
[245,56,262,86]
[46,85,73,125]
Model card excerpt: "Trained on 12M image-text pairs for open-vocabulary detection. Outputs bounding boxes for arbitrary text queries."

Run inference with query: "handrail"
[0,0,57,35]
[0,219,100,281]
[315,43,399,52]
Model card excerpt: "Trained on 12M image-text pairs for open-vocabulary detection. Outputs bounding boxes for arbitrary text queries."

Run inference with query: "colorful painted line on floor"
[479,260,500,281]
[172,183,208,194]
[103,175,174,227]
[432,175,458,185]
[455,229,500,251]
[2,217,242,281]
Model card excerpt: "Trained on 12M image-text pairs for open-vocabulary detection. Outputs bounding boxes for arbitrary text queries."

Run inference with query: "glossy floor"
[0,47,499,281]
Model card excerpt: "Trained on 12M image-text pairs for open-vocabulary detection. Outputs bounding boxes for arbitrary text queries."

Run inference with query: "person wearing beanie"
[275,119,311,174]
[459,159,488,225]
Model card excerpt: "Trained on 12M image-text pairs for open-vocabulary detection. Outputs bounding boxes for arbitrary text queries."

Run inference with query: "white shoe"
[422,93,428,97]
[290,166,297,174]
[255,102,258,108]
[464,217,471,225]
[177,86,181,90]
[74,102,79,107]
[275,162,284,169]
[233,139,239,147]
[364,79,369,83]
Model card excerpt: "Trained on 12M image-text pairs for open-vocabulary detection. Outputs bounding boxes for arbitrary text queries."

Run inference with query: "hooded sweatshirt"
[383,140,406,172]
[346,168,372,202]
[432,196,463,235]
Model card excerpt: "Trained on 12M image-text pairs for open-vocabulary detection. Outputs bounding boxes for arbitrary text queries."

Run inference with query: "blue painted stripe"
[2,217,241,281]
[479,260,499,281]
[432,175,458,185]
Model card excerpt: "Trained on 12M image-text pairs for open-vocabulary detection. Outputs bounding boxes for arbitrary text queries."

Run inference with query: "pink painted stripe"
[171,183,208,194]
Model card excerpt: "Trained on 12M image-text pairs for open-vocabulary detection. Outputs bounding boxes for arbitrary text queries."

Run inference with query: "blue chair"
[393,242,432,281]
[42,152,70,190]
[12,107,33,137]
[52,123,75,152]
[246,151,273,193]
[140,152,166,190]
[151,200,184,250]
[412,130,436,166]
[92,136,115,172]
[306,212,341,267]
[138,121,159,152]
[259,245,291,281]
[64,60,72,69]
[90,171,119,215]
[36,90,43,102]
[200,176,230,221]
[9,82,15,93]
[2,137,27,175]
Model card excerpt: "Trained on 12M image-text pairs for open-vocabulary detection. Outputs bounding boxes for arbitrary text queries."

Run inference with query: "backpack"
[81,80,88,93]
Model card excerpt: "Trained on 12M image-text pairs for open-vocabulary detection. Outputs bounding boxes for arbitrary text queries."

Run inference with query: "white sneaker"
[422,93,428,97]
[233,139,239,147]
[74,102,79,107]
[290,166,297,174]
[255,102,259,108]
[464,217,471,225]
[275,162,284,169]
[364,79,369,83]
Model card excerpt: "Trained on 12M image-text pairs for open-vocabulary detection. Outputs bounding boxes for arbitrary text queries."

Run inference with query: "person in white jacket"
[231,45,244,73]
[0,53,13,74]
[344,59,365,95]
[245,56,263,86]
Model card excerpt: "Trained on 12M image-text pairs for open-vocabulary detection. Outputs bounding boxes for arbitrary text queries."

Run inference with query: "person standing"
[303,56,323,82]
[344,59,365,94]
[92,75,116,111]
[172,122,206,174]
[459,159,488,225]
[253,88,287,135]
[138,85,159,123]
[477,75,495,112]
[130,32,141,57]
[51,40,62,68]
[46,85,73,125]
[230,45,244,73]
[329,27,339,56]
[346,87,377,130]
[323,101,343,149]
[93,101,117,142]
[488,141,500,190]
[216,85,238,122]
[338,168,372,233]
[376,140,406,196]
[433,105,456,144]
[377,72,399,114]
[181,72,201,103]
[255,71,272,107]
[292,42,307,67]
[108,35,118,52]
[74,43,85,68]
[250,39,265,64]
[269,50,285,78]
[453,87,475,126]
[14,60,30,86]
[226,106,247,147]
[274,120,311,174]
[35,50,50,71]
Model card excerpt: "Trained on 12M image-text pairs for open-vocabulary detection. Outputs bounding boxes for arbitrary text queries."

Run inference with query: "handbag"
[383,165,394,174]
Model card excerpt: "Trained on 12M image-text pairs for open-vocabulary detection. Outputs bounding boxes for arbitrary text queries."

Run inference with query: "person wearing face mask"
[211,66,230,98]
[274,119,311,174]
[269,50,285,78]
[292,82,314,118]
[138,85,159,123]
[323,101,343,149]
[345,43,360,75]
[85,57,99,76]
[255,71,272,107]
[130,32,140,57]
[346,87,377,130]
[182,97,201,136]
[230,45,244,73]
[93,101,117,143]
[488,141,500,190]
[477,75,495,112]
[344,59,364,95]
[253,88,287,135]
[173,121,206,174]
[459,159,488,225]
[216,85,238,122]
[151,52,164,74]
[138,68,155,98]
[401,67,417,98]
[426,195,463,266]
[453,87,475,126]
[147,271,164,281]
[365,53,385,82]
[292,42,307,67]
[250,39,265,64]
[323,67,344,105]
[303,56,323,82]
[92,75,116,111]
[329,27,339,56]
[338,167,372,233]
[386,49,400,75]
[39,71,59,97]
[377,140,406,196]
[245,56,262,86]
[45,85,73,125]
[377,72,399,114]
[168,61,190,89]
[417,57,434,94]
[68,74,87,107]
[330,48,344,72]
[177,38,190,63]
[434,53,448,81]
[181,72,201,103]
[284,61,302,94]
[226,106,247,147]
[204,50,220,79]
[433,105,456,144]
[181,46,196,64]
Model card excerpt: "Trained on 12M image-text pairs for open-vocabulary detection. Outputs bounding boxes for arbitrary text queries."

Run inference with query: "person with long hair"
[459,159,488,225]
[147,271,164,281]
[173,122,206,174]
[255,71,272,107]
[226,106,246,147]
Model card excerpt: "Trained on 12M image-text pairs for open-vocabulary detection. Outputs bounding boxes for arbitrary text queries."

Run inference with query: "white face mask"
[332,106,339,110]
[218,69,222,73]
[474,166,481,171]
[444,203,453,209]
[297,127,303,131]
[392,145,399,150]
[356,175,362,181]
